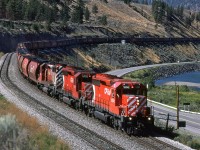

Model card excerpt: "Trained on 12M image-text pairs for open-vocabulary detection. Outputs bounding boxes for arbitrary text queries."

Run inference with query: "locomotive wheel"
[88,107,93,117]
[113,123,119,130]
[74,101,80,110]
[84,105,89,116]
[37,83,41,89]
[126,127,132,136]
[114,119,119,130]
[58,94,63,102]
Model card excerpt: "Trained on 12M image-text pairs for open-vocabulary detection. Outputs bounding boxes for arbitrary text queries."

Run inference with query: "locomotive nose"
[126,95,138,117]
[126,95,147,117]
[136,95,147,113]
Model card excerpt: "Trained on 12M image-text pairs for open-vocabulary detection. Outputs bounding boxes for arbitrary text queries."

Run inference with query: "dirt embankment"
[76,43,200,71]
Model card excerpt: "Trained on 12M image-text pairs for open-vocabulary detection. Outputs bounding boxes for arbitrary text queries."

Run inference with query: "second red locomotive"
[17,40,154,135]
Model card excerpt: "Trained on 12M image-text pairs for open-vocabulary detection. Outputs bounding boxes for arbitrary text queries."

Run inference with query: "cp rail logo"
[104,88,111,96]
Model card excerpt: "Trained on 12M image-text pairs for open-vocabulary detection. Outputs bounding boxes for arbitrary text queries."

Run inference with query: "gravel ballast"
[0,53,194,150]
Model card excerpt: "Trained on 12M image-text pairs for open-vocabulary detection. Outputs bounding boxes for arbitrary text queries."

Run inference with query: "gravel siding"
[0,53,194,150]
[0,54,95,150]
[7,54,147,149]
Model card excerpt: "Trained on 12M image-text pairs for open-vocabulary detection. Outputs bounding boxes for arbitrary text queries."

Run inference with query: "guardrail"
[148,99,200,115]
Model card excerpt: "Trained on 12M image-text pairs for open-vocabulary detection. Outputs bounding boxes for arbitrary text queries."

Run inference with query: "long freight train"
[17,39,154,135]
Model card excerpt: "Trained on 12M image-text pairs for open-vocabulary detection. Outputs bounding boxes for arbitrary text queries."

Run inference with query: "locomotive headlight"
[137,100,140,105]
[129,117,132,121]
[148,117,151,121]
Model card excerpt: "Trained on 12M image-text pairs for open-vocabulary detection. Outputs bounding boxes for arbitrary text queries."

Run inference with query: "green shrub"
[0,114,30,150]
[98,15,107,25]
[180,85,190,92]
[30,132,70,150]
[31,23,39,32]
[174,133,200,149]
[124,69,155,89]
[44,22,51,31]
[190,139,200,149]
[0,52,4,58]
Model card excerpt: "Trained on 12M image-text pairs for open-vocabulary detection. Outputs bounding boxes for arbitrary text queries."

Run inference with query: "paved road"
[152,103,200,136]
[107,62,200,136]
[106,62,197,77]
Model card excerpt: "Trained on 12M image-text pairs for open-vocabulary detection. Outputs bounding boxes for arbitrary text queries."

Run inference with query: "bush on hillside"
[0,114,30,150]
[174,134,200,149]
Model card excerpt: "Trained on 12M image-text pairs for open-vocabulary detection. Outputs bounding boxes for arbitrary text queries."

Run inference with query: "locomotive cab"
[62,66,95,108]
[116,82,154,133]
[89,74,154,135]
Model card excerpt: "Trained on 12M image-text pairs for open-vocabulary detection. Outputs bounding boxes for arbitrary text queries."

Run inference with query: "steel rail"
[0,53,124,150]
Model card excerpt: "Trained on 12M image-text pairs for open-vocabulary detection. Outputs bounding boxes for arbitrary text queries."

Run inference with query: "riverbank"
[156,71,200,91]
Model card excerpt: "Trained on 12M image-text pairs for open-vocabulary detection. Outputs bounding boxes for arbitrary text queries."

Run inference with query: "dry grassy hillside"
[85,0,200,38]
[86,0,166,37]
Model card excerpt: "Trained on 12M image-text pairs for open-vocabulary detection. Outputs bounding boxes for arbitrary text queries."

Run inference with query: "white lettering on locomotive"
[104,88,111,96]
[70,77,74,83]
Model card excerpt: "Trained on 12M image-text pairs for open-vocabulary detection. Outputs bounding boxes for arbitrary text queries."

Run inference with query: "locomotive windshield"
[122,88,141,95]
[121,83,146,96]
[82,74,92,82]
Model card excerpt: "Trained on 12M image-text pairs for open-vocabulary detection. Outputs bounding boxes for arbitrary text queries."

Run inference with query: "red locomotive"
[16,40,154,135]
[83,74,154,134]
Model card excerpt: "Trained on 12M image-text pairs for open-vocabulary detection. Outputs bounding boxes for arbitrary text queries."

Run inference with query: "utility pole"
[166,113,169,131]
[176,85,180,129]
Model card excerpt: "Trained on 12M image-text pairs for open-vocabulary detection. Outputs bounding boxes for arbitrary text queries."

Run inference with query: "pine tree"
[166,6,173,22]
[133,0,139,3]
[99,15,107,25]
[21,1,27,20]
[24,0,39,21]
[185,17,192,27]
[92,4,98,14]
[84,7,90,21]
[144,0,148,5]
[176,5,184,19]
[102,15,107,25]
[196,12,200,22]
[51,3,58,21]
[1,0,9,18]
[44,6,54,24]
[6,0,15,20]
[152,0,167,23]
[35,3,44,21]
[124,0,131,5]
[60,3,70,23]
[71,0,84,24]
[191,13,195,22]
[102,0,108,3]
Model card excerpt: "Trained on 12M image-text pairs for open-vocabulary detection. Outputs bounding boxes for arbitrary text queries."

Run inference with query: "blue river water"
[155,71,200,91]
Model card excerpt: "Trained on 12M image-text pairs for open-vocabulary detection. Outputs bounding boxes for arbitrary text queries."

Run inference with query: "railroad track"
[0,53,124,150]
[0,53,182,150]
[131,127,181,150]
[133,136,180,150]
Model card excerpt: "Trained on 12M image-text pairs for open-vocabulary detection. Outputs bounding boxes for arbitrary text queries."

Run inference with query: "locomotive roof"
[93,73,142,86]
[94,74,122,79]
[62,66,94,75]
[23,55,48,63]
